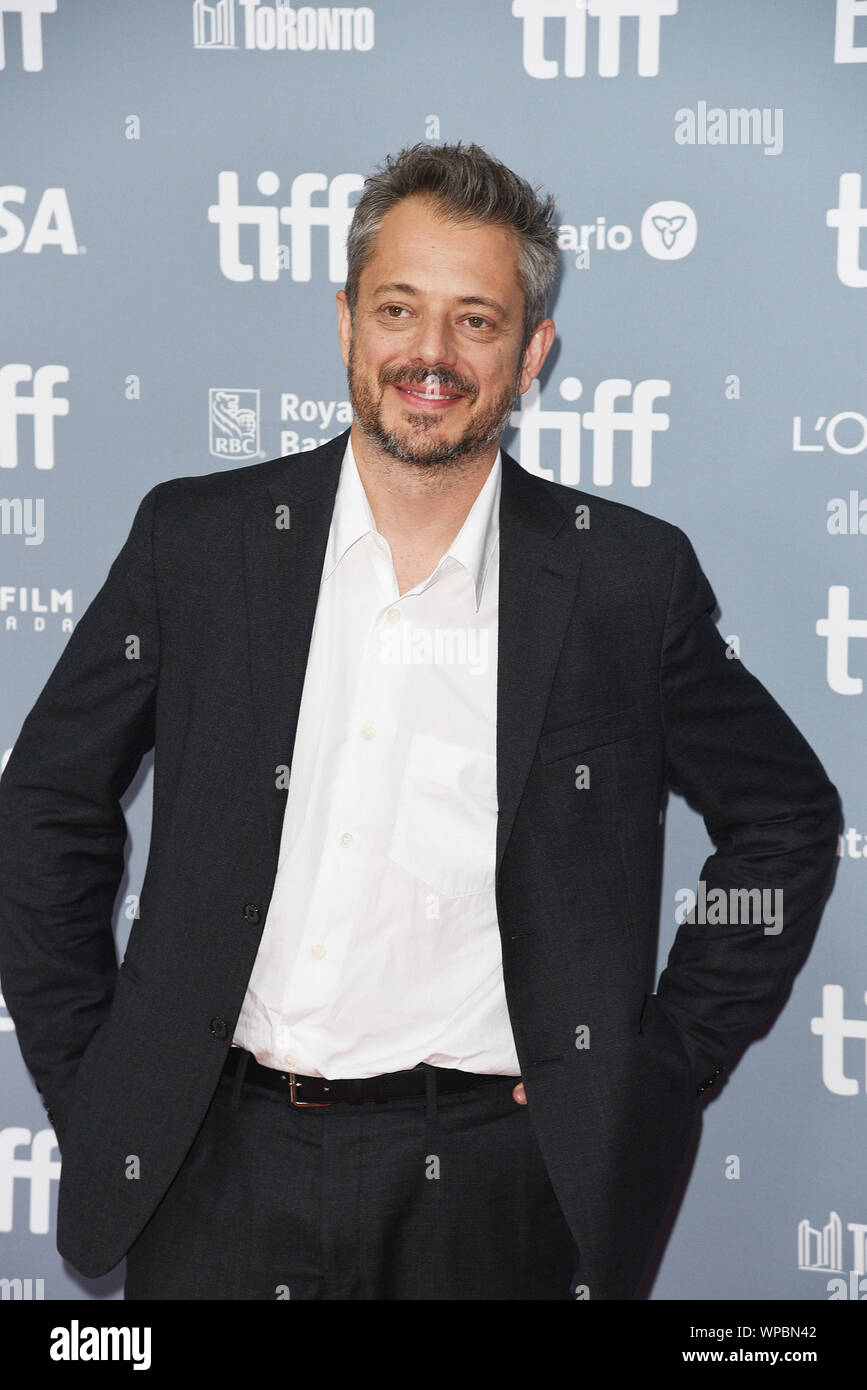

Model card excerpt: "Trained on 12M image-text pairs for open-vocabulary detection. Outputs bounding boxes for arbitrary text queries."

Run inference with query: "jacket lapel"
[495,447,583,869]
[242,431,346,862]
[242,429,584,872]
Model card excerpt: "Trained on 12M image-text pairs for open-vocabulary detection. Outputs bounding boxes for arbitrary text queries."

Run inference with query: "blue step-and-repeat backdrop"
[0,0,865,1301]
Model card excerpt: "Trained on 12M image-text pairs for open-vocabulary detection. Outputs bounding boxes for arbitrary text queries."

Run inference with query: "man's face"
[337,194,554,467]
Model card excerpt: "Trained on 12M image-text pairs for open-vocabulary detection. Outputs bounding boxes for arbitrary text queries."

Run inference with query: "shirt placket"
[281,534,410,1029]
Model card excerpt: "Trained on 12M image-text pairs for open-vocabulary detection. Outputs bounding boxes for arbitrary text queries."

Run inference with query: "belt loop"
[229,1046,250,1111]
[424,1064,438,1126]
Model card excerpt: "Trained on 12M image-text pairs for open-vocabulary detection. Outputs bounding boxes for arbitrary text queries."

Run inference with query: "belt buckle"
[288,1072,331,1108]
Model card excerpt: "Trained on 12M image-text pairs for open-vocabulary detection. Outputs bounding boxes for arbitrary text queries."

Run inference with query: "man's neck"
[348,421,498,561]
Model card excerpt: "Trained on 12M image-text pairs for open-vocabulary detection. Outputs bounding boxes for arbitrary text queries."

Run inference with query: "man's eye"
[383,305,408,318]
[465,316,491,329]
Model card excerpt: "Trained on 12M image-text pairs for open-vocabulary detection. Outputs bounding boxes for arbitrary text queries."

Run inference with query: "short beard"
[347,336,521,467]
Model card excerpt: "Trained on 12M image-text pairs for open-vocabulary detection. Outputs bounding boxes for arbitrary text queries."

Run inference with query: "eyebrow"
[369,282,509,317]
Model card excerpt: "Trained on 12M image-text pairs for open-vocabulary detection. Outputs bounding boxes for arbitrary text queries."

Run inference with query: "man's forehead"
[361,198,521,301]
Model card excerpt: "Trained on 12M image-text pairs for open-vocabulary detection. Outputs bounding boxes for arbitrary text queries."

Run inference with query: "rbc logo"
[209,388,260,459]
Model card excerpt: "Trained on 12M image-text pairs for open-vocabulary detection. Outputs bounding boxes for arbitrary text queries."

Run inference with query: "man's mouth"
[393,383,465,406]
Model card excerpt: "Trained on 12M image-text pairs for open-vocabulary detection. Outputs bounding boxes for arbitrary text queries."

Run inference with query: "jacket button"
[243,903,260,924]
[210,1017,229,1040]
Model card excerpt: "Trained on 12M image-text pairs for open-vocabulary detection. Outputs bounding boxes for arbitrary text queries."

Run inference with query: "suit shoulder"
[538,472,677,535]
[520,467,685,561]
[146,453,304,508]
[140,431,348,524]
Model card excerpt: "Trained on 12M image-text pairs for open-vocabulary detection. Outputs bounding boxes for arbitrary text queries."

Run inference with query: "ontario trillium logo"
[641,200,697,259]
[652,214,687,251]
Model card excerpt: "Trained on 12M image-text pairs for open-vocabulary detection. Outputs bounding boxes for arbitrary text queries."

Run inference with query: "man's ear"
[518,318,556,396]
[336,289,352,368]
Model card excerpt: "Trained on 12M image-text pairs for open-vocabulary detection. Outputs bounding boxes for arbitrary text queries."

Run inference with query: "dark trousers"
[124,1054,581,1300]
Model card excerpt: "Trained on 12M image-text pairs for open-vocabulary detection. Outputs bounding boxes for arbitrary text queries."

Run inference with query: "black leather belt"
[223,1046,509,1107]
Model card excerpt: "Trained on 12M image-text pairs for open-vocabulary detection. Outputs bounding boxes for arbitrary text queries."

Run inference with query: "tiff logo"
[826,173,867,288]
[208,169,363,282]
[0,0,56,72]
[0,1127,60,1233]
[0,364,69,469]
[512,0,678,78]
[811,985,867,1095]
[510,376,670,486]
[815,587,867,694]
[835,0,867,61]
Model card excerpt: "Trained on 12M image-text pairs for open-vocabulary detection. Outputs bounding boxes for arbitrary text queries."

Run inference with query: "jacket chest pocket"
[537,706,640,764]
[387,731,498,899]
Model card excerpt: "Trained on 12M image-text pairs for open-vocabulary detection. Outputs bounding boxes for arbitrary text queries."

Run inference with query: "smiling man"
[0,142,840,1301]
[336,181,553,599]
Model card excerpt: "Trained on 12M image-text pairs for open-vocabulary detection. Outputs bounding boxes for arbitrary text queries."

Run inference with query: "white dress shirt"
[232,433,521,1078]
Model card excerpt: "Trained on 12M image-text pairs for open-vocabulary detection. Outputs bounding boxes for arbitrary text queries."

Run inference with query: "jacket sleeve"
[0,484,161,1148]
[654,526,842,1096]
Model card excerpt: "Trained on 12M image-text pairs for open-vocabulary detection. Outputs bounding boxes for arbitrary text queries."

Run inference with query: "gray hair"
[344,141,560,356]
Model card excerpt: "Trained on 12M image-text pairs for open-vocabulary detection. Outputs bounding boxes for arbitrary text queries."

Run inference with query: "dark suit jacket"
[0,427,841,1298]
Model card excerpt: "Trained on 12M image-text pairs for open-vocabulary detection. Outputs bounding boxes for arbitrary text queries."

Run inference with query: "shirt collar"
[322,433,501,612]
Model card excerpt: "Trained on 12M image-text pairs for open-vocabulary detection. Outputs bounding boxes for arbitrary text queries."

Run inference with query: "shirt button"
[375,535,387,551]
[361,725,376,740]
[283,1052,297,1067]
[385,607,401,623]
[311,944,326,960]
[339,832,353,847]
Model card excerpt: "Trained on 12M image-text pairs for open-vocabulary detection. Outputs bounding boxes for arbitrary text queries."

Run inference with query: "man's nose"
[407,314,458,371]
